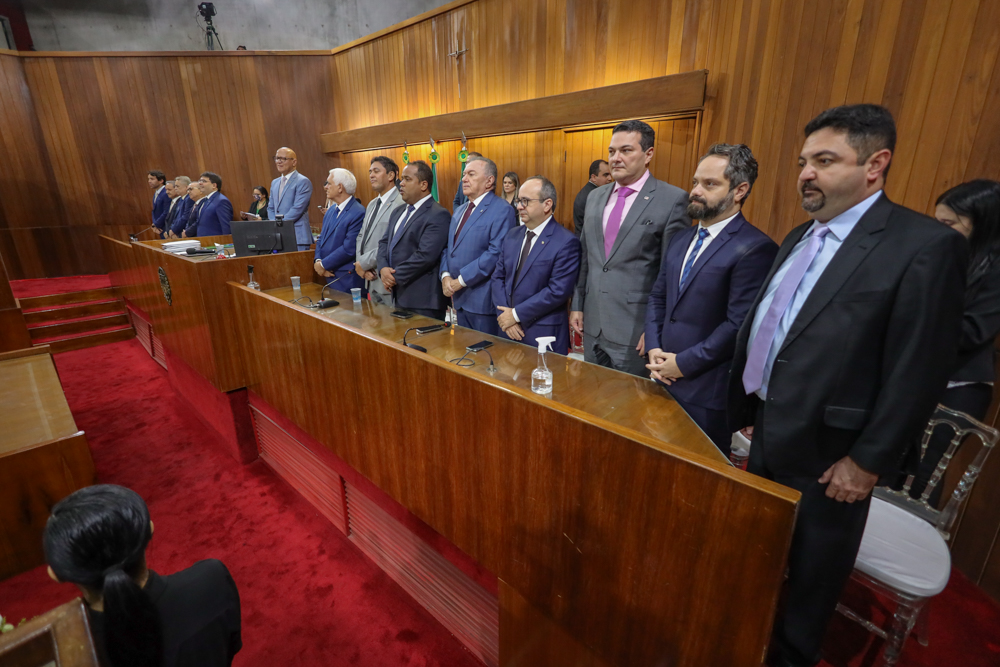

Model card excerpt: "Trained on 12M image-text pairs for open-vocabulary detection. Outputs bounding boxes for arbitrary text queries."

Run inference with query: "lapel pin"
[644,196,650,200]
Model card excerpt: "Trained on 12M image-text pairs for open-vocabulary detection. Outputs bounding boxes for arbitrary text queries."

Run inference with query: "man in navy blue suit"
[440,156,516,335]
[179,181,206,238]
[377,161,451,320]
[193,172,234,237]
[492,176,582,354]
[148,170,170,232]
[314,168,366,292]
[644,144,778,453]
[165,176,193,239]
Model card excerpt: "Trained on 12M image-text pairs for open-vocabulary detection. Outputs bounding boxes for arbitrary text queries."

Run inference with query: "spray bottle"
[531,336,556,394]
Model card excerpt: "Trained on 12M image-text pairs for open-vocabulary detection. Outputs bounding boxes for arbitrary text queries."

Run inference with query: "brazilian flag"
[429,148,441,202]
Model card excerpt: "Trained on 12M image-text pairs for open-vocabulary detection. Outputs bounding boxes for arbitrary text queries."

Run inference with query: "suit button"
[669,318,676,323]
[603,268,609,272]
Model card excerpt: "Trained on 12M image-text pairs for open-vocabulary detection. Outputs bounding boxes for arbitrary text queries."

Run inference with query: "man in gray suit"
[570,120,691,376]
[355,156,405,303]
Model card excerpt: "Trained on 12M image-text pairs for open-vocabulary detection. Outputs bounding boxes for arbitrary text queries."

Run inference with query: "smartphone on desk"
[466,340,493,353]
[416,325,444,335]
[391,310,414,319]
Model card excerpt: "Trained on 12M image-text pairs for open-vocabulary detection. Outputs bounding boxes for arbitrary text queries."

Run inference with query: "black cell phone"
[466,340,494,352]
[391,310,414,319]
[416,324,444,335]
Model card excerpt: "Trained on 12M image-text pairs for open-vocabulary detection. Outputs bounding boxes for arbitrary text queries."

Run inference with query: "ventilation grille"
[345,481,499,667]
[129,307,153,356]
[151,333,167,369]
[249,406,346,531]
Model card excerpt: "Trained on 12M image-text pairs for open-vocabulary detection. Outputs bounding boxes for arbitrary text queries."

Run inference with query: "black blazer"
[89,559,241,667]
[953,256,1000,383]
[727,194,968,477]
[376,198,451,311]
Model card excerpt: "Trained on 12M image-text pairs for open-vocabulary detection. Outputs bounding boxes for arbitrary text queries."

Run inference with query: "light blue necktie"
[679,228,710,290]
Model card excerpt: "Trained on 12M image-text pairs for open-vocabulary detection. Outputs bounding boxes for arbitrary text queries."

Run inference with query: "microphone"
[130,226,158,242]
[186,247,216,255]
[311,275,344,309]
[275,213,285,226]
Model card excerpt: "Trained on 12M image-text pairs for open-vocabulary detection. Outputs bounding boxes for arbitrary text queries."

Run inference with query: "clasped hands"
[496,306,523,340]
[441,276,464,298]
[313,259,333,278]
[354,262,376,281]
[646,348,683,385]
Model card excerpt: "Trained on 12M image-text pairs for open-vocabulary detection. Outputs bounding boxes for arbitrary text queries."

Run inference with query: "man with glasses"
[193,172,233,237]
[491,176,581,353]
[266,147,314,250]
[440,156,516,335]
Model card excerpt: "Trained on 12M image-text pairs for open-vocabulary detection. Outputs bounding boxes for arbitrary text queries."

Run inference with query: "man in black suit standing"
[378,161,450,320]
[572,159,612,236]
[728,104,967,667]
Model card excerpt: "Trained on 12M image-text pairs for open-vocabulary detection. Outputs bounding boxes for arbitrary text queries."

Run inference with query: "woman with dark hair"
[911,179,1000,503]
[241,185,269,220]
[44,485,242,667]
[500,171,520,207]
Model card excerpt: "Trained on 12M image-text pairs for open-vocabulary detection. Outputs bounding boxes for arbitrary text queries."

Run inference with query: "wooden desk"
[0,347,95,580]
[232,281,800,667]
[0,598,99,667]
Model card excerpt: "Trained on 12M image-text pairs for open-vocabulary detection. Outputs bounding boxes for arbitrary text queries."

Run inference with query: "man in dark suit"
[440,156,517,335]
[377,161,450,320]
[166,176,193,239]
[180,181,205,238]
[193,172,234,237]
[728,105,967,667]
[571,120,691,376]
[572,159,611,236]
[148,170,170,232]
[645,144,777,453]
[314,168,366,292]
[492,176,581,354]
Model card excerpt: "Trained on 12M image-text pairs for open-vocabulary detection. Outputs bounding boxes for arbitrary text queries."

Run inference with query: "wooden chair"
[836,405,999,666]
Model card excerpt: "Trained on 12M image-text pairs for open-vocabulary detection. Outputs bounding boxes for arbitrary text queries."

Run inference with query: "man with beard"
[729,105,966,667]
[644,144,777,453]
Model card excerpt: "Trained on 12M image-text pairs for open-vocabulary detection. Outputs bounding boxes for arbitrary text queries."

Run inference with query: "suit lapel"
[506,227,525,294]
[391,203,425,254]
[676,214,745,302]
[777,196,891,355]
[514,219,556,289]
[606,175,656,264]
[589,183,613,262]
[454,194,490,250]
[665,225,696,311]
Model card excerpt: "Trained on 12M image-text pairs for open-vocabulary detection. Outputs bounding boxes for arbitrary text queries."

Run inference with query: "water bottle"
[531,336,556,394]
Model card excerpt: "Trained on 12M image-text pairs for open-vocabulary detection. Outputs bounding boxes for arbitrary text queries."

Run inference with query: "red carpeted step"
[33,326,135,354]
[19,287,118,311]
[10,275,112,299]
[29,314,132,341]
[23,300,124,325]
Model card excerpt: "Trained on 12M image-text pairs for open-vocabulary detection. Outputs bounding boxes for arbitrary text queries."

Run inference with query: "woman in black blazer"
[44,485,242,667]
[912,179,1000,503]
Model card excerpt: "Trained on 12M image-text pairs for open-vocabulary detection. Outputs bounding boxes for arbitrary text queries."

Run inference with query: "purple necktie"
[604,186,634,257]
[742,225,832,395]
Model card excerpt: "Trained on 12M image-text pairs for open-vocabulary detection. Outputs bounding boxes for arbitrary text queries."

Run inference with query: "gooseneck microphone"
[401,325,445,353]
[311,275,343,309]
[130,226,158,242]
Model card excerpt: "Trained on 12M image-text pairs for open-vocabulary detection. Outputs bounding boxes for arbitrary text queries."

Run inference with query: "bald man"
[267,147,314,250]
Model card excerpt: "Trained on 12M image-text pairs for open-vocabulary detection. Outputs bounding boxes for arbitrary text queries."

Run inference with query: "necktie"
[453,201,476,244]
[679,228,710,290]
[361,197,383,249]
[279,176,288,202]
[389,205,416,265]
[604,186,634,257]
[514,230,536,285]
[742,225,832,394]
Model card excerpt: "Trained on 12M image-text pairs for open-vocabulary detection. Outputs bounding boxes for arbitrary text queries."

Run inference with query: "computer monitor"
[230,219,298,257]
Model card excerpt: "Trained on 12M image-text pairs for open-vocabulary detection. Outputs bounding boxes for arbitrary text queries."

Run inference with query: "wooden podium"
[229,281,799,667]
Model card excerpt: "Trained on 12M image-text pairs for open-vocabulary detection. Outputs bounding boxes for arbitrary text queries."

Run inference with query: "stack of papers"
[161,240,202,254]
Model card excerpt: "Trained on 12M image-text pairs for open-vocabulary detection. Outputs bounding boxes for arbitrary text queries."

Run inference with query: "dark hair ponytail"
[936,179,1000,278]
[44,485,162,667]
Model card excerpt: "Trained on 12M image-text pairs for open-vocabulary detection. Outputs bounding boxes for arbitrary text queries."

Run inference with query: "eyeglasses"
[274,156,292,162]
[515,197,544,207]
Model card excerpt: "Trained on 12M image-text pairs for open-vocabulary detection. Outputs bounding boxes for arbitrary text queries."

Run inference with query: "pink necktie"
[742,225,832,395]
[604,186,634,257]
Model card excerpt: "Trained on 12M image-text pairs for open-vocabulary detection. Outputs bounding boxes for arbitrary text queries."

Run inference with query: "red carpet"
[1,337,999,666]
[0,339,481,667]
[10,274,112,299]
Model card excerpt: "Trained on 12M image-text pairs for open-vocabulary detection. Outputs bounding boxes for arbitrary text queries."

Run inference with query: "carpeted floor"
[0,339,481,667]
[10,274,112,299]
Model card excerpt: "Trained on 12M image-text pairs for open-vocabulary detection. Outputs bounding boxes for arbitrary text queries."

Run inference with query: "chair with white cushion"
[836,404,998,666]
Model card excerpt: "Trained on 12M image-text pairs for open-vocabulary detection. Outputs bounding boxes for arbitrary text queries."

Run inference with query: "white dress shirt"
[442,191,490,286]
[393,194,433,235]
[512,216,553,323]
[678,211,739,286]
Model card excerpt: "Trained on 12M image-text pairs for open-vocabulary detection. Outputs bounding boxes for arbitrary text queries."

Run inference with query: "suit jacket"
[727,194,968,478]
[573,181,597,236]
[571,174,691,346]
[377,199,450,311]
[953,257,1000,383]
[152,187,171,229]
[267,171,313,246]
[194,192,233,237]
[357,188,405,301]
[169,196,193,236]
[183,198,206,237]
[491,219,582,354]
[440,192,517,315]
[644,212,778,411]
[315,197,366,291]
[159,196,184,237]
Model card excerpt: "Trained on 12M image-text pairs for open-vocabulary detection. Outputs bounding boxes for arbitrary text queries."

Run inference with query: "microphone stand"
[310,275,343,309]
[130,226,158,242]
